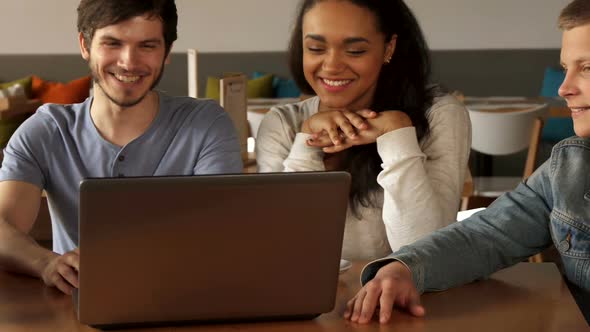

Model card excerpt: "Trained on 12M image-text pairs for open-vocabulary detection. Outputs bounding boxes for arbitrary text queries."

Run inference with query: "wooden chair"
[460,169,474,211]
[462,99,547,202]
[220,74,248,163]
[462,116,544,208]
[461,103,547,262]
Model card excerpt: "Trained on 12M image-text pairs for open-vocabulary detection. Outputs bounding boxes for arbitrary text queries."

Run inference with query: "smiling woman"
[300,1,394,112]
[256,0,472,262]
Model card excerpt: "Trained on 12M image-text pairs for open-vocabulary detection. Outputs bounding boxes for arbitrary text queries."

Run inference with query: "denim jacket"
[361,136,590,320]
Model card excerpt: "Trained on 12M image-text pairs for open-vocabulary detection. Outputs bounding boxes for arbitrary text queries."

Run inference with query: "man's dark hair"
[77,0,178,55]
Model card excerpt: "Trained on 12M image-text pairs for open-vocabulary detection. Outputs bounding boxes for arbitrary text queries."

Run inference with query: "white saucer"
[339,259,352,273]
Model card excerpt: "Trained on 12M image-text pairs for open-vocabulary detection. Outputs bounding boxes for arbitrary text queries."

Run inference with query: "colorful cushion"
[251,72,267,79]
[205,74,274,100]
[247,74,273,98]
[254,72,301,98]
[31,75,92,104]
[0,76,33,98]
[205,76,221,100]
[0,83,26,99]
[540,67,565,97]
[539,67,574,141]
[542,118,575,142]
[274,77,301,98]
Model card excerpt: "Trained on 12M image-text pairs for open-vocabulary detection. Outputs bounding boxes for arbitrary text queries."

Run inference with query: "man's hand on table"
[344,261,425,324]
[40,248,80,295]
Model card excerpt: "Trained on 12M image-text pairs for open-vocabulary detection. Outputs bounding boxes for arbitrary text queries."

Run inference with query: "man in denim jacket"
[344,0,590,324]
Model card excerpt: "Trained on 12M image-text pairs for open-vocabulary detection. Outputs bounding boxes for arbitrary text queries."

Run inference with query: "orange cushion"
[31,75,92,104]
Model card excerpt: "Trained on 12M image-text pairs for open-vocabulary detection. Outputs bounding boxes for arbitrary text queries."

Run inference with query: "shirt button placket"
[115,152,126,177]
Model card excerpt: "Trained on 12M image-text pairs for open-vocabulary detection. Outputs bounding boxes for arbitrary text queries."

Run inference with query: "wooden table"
[0,262,587,331]
[463,96,570,118]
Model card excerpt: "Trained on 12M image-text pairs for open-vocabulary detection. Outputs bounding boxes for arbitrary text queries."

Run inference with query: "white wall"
[0,0,81,54]
[0,0,570,54]
[176,0,298,53]
[406,0,570,50]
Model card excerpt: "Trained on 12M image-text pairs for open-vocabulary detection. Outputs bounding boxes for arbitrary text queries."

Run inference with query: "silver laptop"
[75,172,350,328]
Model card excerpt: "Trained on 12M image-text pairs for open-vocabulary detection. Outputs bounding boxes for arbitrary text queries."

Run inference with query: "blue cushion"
[253,72,300,98]
[542,118,575,142]
[252,71,267,80]
[274,77,301,98]
[540,67,565,97]
[539,67,574,141]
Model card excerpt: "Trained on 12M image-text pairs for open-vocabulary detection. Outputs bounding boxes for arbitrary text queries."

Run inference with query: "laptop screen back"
[77,172,350,327]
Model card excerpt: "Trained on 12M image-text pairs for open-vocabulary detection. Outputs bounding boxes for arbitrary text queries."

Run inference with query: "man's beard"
[90,61,165,108]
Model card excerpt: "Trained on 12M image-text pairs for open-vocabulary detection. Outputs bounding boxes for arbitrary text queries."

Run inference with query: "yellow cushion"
[0,76,33,98]
[205,74,274,100]
[246,74,273,99]
[205,76,221,100]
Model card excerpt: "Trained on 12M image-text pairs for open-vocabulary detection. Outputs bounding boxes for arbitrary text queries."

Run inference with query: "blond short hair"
[559,0,590,30]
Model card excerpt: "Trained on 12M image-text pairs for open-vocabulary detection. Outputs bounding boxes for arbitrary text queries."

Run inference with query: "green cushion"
[205,74,274,100]
[205,76,221,100]
[0,76,33,98]
[246,74,273,98]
